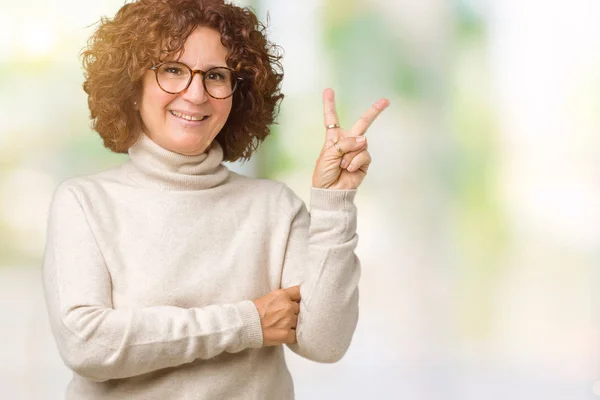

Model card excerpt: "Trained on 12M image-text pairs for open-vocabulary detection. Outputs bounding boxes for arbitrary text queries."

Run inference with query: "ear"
[133,82,143,111]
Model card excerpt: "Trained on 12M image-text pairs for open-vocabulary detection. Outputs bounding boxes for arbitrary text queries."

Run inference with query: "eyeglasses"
[149,61,242,99]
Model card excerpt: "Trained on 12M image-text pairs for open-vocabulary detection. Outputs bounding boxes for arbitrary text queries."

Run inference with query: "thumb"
[283,285,301,302]
[328,136,367,156]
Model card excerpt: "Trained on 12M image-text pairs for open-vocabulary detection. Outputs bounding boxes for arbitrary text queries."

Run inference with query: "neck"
[123,132,229,191]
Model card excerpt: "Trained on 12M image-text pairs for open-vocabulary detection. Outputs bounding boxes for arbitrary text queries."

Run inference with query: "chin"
[171,133,212,155]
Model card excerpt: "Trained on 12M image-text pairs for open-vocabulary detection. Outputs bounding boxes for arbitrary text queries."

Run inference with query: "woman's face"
[138,26,233,155]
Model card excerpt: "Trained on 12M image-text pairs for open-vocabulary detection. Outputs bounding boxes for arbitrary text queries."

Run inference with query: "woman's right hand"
[253,286,301,346]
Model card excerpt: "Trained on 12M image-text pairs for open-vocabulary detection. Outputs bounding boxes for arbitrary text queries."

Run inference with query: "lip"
[169,110,210,125]
[170,110,207,118]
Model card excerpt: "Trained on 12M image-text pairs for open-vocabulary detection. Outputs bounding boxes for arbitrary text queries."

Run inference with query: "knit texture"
[42,132,361,399]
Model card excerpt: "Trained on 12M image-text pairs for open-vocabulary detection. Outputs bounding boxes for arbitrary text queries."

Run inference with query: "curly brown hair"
[81,0,284,161]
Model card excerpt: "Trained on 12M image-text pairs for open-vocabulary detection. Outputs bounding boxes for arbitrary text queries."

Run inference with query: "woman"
[42,0,389,398]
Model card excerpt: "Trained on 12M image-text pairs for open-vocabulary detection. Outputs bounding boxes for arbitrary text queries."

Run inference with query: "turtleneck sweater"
[42,132,361,400]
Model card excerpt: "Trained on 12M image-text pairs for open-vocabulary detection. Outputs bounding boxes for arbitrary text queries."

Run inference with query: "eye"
[158,63,188,77]
[164,67,184,75]
[206,71,226,81]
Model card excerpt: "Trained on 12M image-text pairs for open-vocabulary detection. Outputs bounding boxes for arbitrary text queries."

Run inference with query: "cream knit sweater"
[42,132,360,399]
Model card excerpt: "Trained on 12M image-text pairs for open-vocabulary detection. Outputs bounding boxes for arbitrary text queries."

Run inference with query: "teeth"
[171,110,205,121]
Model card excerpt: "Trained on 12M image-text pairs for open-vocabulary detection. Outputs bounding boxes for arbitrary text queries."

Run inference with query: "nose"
[181,73,208,104]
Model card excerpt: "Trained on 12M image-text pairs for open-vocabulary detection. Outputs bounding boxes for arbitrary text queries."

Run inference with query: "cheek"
[140,74,173,112]
[214,100,233,121]
[141,91,174,123]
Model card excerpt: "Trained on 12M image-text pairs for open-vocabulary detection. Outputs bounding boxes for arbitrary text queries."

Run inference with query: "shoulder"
[51,163,128,203]
[46,167,125,234]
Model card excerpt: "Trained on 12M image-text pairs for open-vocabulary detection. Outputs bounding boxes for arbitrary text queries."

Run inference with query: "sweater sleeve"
[280,186,360,363]
[41,183,264,382]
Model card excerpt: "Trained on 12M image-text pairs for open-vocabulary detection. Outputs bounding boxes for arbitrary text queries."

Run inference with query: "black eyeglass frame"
[149,62,243,100]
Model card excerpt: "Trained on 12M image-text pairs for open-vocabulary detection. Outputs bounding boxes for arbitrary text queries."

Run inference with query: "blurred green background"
[1,0,599,399]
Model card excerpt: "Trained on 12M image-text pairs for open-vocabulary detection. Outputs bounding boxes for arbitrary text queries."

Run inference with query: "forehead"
[176,26,228,66]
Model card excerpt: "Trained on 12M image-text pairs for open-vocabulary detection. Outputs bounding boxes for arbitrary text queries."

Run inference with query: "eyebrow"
[175,60,228,70]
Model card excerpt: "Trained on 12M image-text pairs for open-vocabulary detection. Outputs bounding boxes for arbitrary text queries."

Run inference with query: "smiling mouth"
[170,110,209,122]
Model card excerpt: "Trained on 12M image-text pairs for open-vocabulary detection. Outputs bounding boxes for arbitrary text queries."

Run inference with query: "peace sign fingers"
[313,89,390,190]
[349,98,390,137]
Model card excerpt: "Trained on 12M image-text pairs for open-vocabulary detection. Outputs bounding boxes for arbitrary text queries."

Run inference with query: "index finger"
[283,285,301,302]
[322,88,340,140]
[349,98,390,136]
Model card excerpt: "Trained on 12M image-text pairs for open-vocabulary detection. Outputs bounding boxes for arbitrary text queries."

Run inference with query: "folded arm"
[42,183,263,382]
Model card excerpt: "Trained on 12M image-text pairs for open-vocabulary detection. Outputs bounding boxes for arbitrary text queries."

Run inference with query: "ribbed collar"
[123,132,229,191]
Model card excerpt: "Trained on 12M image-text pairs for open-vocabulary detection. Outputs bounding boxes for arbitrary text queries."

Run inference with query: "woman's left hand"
[312,88,390,190]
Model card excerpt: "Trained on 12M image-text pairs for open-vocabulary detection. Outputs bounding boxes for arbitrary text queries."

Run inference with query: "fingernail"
[347,163,355,172]
[340,159,347,168]
[356,136,366,143]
